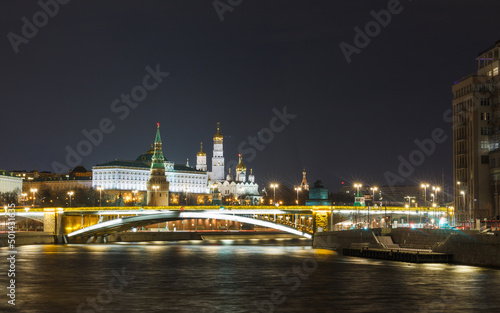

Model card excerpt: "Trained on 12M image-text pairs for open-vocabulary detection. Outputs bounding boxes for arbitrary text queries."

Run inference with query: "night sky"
[1,0,499,192]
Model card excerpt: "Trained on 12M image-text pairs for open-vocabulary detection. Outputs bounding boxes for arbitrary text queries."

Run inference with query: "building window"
[481,156,489,164]
[481,127,492,135]
[481,141,489,150]
[492,158,496,168]
[481,98,490,106]
[480,112,490,121]
[494,67,499,76]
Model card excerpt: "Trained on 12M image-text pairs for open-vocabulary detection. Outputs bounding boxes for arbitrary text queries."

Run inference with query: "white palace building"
[92,123,261,204]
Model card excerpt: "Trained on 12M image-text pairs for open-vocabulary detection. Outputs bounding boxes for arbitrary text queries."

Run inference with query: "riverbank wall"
[0,232,56,247]
[313,228,500,268]
[0,231,304,246]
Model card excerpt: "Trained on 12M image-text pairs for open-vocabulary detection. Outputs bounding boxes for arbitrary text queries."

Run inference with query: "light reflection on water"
[0,240,500,312]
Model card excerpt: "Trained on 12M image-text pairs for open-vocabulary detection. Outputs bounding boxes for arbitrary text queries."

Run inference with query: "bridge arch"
[66,211,312,239]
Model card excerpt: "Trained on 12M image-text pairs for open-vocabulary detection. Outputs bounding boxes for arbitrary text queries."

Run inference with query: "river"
[1,239,500,312]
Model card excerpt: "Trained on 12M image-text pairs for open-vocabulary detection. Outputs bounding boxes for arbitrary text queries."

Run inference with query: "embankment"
[314,228,500,268]
[0,232,56,247]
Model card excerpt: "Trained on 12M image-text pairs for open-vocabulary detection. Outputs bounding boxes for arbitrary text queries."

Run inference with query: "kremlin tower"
[147,123,169,206]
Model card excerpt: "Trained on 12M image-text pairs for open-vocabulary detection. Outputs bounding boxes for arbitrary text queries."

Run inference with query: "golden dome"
[197,142,206,156]
[213,122,223,141]
[236,154,246,171]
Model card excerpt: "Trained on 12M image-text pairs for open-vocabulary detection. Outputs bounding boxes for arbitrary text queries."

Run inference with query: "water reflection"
[0,241,499,312]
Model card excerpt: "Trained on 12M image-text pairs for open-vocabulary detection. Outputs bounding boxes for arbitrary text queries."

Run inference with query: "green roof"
[95,160,150,169]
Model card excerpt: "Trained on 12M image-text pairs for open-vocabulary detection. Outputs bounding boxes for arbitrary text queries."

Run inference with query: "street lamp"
[24,207,30,231]
[370,187,378,204]
[132,190,138,205]
[67,191,74,207]
[184,188,189,205]
[420,184,429,206]
[294,187,302,205]
[353,184,362,227]
[354,183,362,197]
[460,190,468,226]
[432,203,437,227]
[432,186,441,205]
[97,186,103,207]
[30,188,37,207]
[270,184,279,204]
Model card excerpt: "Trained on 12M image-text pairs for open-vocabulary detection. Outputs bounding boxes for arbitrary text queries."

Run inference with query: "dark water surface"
[1,239,500,312]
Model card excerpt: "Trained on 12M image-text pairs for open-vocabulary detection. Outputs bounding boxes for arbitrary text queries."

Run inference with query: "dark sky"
[1,0,499,192]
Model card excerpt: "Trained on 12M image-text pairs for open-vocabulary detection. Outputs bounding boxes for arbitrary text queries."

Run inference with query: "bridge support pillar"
[87,236,95,244]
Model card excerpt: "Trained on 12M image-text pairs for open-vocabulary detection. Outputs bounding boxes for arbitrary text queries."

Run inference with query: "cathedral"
[197,123,261,205]
[92,122,261,206]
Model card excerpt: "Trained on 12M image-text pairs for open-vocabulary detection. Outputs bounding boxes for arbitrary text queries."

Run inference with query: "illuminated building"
[0,170,23,194]
[208,122,225,182]
[452,40,500,220]
[147,123,169,206]
[216,154,261,205]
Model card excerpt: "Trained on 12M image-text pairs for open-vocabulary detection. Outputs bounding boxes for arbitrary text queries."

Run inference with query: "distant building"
[452,40,500,220]
[208,122,225,182]
[23,176,92,192]
[0,170,23,194]
[216,154,261,205]
[306,180,330,206]
[92,125,209,199]
[91,122,261,205]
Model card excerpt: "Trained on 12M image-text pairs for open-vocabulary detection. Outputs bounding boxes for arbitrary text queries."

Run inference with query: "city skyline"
[1,1,500,192]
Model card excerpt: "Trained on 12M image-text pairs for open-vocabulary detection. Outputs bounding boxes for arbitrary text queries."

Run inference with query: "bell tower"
[211,122,225,182]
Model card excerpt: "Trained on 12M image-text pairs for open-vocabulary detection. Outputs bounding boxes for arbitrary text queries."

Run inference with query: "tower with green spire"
[147,123,169,206]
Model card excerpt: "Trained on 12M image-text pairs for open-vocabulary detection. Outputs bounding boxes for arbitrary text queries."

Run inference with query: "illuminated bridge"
[66,210,313,240]
[13,205,451,243]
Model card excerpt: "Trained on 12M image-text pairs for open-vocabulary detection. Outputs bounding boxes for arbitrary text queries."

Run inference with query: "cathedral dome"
[213,122,223,141]
[236,154,246,172]
[136,144,154,163]
[197,142,206,156]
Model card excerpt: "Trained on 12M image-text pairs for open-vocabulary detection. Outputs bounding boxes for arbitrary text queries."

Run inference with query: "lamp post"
[270,184,279,205]
[369,187,378,228]
[432,203,437,227]
[30,188,37,207]
[420,184,429,206]
[354,183,362,226]
[432,186,441,205]
[97,186,103,207]
[132,190,138,205]
[460,190,466,226]
[184,188,189,205]
[67,191,74,207]
[24,207,29,231]
[294,187,302,205]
